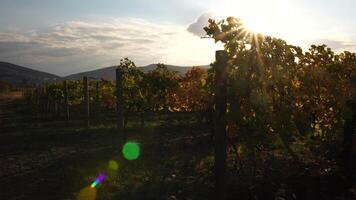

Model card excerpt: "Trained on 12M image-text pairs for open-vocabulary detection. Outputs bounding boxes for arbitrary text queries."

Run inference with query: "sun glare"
[242,17,267,35]
[213,0,310,44]
[214,0,285,34]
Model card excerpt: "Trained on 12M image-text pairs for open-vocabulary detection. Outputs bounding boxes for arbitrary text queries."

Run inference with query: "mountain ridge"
[0,62,59,85]
[0,61,210,85]
[65,64,210,80]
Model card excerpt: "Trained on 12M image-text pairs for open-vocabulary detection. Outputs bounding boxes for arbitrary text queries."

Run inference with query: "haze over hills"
[0,62,59,85]
[0,61,209,85]
[65,64,210,80]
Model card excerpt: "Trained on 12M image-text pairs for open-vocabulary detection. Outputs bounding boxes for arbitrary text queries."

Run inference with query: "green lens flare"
[122,142,140,160]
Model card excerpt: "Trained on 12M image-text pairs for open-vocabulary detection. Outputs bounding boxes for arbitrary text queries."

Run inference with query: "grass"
[0,100,214,200]
[0,99,355,200]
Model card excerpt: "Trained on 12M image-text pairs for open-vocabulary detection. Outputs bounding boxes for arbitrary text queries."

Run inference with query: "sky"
[0,0,355,76]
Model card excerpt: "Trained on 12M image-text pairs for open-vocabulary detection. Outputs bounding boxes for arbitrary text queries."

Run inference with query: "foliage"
[119,58,145,113]
[170,67,212,112]
[204,17,356,164]
[142,63,178,112]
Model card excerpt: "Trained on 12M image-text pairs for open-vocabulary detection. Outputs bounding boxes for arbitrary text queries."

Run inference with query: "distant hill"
[0,62,59,85]
[0,61,210,85]
[65,64,210,80]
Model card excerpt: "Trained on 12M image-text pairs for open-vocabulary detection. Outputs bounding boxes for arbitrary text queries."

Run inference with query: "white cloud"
[0,17,217,76]
[302,29,356,52]
[187,12,215,36]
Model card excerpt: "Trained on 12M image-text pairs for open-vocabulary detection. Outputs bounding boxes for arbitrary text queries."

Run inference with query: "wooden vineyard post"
[54,83,59,117]
[95,81,100,113]
[45,85,50,114]
[35,87,40,126]
[214,50,228,200]
[40,87,46,114]
[343,100,356,182]
[116,68,125,140]
[83,76,90,129]
[63,80,70,121]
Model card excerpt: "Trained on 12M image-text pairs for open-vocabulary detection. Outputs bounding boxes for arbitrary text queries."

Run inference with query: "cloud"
[33,19,165,53]
[0,17,217,76]
[0,41,39,53]
[313,39,356,52]
[1,14,355,76]
[187,13,215,37]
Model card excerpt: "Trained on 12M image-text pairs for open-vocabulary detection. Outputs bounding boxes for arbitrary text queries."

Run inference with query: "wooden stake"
[63,80,70,121]
[83,76,90,129]
[214,50,228,200]
[95,81,100,113]
[343,100,356,182]
[116,68,124,140]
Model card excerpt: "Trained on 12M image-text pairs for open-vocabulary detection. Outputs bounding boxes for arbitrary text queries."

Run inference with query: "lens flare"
[90,173,106,188]
[108,160,119,171]
[122,141,140,160]
[77,186,96,200]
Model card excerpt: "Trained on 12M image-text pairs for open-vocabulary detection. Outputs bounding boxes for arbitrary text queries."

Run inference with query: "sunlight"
[242,16,269,35]
[213,0,311,44]
[214,0,286,34]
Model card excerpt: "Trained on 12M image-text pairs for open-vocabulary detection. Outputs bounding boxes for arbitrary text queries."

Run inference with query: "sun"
[214,0,285,35]
[213,0,309,43]
[242,16,269,35]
